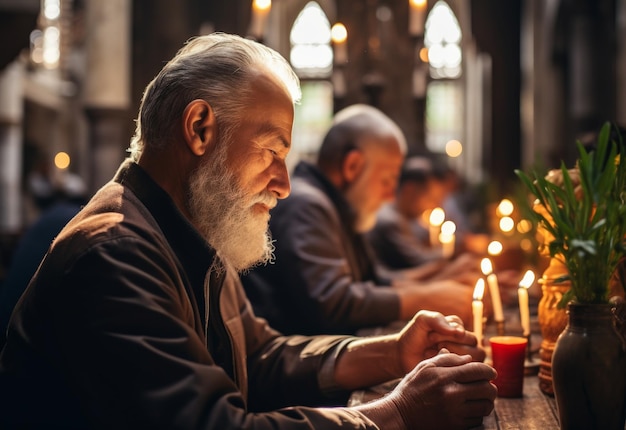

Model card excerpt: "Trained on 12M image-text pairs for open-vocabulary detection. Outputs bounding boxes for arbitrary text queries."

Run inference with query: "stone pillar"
[0,60,25,235]
[83,0,131,191]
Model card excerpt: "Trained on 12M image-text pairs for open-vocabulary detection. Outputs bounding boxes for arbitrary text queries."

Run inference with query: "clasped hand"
[356,311,496,429]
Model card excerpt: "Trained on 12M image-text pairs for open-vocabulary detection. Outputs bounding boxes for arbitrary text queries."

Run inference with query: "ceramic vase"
[537,256,569,395]
[551,302,626,430]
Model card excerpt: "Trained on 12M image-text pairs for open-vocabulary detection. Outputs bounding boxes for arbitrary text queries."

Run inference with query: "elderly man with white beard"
[0,33,496,430]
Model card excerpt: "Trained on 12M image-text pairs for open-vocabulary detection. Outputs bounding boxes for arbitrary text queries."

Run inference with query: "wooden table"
[352,308,562,429]
[348,374,560,429]
[479,374,559,429]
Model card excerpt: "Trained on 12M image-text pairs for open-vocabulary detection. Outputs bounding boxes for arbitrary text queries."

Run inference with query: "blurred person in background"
[366,156,481,283]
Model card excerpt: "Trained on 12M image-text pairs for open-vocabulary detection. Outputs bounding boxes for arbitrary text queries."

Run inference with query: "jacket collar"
[113,159,220,317]
[292,161,358,230]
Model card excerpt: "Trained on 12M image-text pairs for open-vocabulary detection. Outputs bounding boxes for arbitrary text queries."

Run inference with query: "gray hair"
[128,32,301,160]
[317,104,407,173]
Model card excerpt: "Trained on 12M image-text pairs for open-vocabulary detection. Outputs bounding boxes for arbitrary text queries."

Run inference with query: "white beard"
[187,147,277,273]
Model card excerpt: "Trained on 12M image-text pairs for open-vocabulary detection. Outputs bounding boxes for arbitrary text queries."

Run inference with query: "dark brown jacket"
[242,162,400,335]
[0,160,376,430]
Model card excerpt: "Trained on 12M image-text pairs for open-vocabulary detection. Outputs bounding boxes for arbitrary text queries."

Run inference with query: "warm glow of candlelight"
[472,278,485,347]
[331,23,348,64]
[480,257,493,276]
[473,278,485,301]
[517,219,532,234]
[480,258,504,323]
[409,0,427,36]
[518,270,534,337]
[519,270,535,288]
[439,231,455,258]
[253,0,271,11]
[429,207,445,226]
[441,220,456,236]
[428,207,445,247]
[499,216,515,232]
[249,0,272,40]
[419,47,429,62]
[497,198,514,216]
[487,240,503,255]
[331,23,347,43]
[54,151,70,169]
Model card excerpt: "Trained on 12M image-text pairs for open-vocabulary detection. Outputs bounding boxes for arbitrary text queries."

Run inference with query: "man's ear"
[341,149,365,183]
[182,99,216,156]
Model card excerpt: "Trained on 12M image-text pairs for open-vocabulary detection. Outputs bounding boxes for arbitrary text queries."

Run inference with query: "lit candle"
[428,207,445,247]
[480,257,504,324]
[408,0,427,37]
[472,278,485,347]
[249,0,271,41]
[331,23,348,64]
[487,240,503,256]
[518,270,535,337]
[496,198,514,217]
[439,220,456,258]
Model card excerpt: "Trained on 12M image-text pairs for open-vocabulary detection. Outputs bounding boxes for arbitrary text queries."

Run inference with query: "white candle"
[518,270,535,337]
[331,23,348,64]
[472,279,485,347]
[249,0,271,40]
[480,258,504,323]
[439,221,456,258]
[428,207,445,247]
[409,0,427,37]
[439,233,455,258]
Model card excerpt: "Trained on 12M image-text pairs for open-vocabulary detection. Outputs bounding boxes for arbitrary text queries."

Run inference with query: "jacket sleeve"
[220,269,360,411]
[36,235,378,430]
[267,190,400,334]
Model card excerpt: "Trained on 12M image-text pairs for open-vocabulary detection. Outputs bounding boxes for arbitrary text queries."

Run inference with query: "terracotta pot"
[537,257,569,395]
[552,302,626,430]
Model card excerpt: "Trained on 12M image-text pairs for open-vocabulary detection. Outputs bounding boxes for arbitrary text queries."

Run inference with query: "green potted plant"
[515,122,626,429]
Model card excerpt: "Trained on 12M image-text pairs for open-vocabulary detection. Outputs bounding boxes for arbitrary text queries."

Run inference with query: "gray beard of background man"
[344,167,378,233]
[188,138,276,273]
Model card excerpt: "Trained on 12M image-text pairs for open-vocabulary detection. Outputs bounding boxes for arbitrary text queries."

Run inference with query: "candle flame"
[429,207,445,226]
[473,278,485,301]
[487,240,503,255]
[441,220,456,235]
[497,198,514,216]
[410,0,427,8]
[331,23,347,43]
[499,216,515,232]
[253,0,271,11]
[439,232,454,244]
[480,258,493,276]
[519,270,535,289]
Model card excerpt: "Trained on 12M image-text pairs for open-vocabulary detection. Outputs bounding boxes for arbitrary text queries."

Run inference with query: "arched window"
[424,1,464,156]
[289,1,334,170]
[425,1,462,79]
[290,1,333,78]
